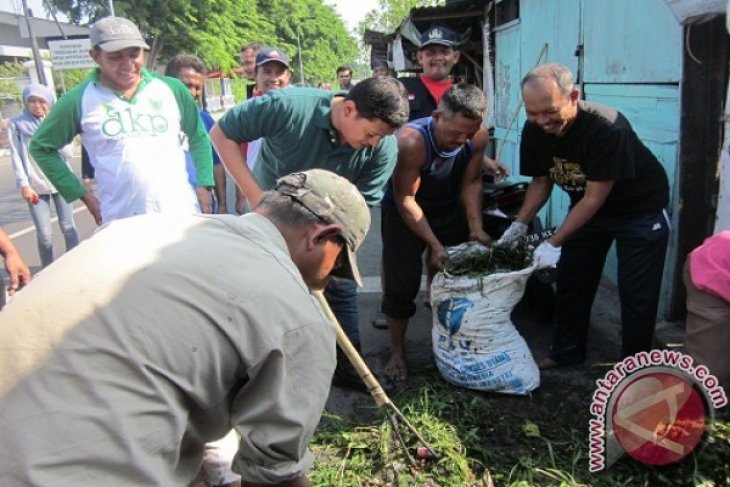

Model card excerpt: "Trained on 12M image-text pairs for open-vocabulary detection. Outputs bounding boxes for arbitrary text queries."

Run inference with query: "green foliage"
[53,68,93,93]
[42,0,360,83]
[0,62,26,103]
[43,0,110,24]
[357,0,442,35]
[310,386,483,486]
[229,77,249,104]
[186,0,277,75]
[255,0,359,85]
[446,241,531,276]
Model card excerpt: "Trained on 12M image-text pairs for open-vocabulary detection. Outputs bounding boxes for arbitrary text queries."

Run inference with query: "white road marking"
[357,275,426,293]
[8,205,88,240]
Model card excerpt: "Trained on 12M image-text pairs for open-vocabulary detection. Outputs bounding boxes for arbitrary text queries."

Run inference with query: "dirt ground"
[315,276,730,486]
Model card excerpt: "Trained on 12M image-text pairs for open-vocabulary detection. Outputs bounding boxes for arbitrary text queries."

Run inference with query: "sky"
[5,0,61,19]
[327,0,381,32]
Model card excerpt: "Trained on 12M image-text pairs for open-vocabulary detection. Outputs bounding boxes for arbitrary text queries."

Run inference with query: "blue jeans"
[324,277,359,345]
[29,193,79,267]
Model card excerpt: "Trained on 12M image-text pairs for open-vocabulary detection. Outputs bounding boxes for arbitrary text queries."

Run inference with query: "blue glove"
[533,241,561,268]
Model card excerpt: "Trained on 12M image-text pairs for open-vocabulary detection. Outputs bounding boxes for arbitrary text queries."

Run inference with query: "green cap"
[275,169,371,286]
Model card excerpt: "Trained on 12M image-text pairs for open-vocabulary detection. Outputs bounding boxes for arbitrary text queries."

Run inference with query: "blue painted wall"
[493,0,683,316]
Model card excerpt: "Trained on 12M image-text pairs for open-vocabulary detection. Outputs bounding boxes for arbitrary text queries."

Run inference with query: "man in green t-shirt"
[210,77,409,390]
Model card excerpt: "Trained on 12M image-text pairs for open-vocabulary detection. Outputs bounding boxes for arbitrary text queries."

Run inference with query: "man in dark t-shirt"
[498,63,670,368]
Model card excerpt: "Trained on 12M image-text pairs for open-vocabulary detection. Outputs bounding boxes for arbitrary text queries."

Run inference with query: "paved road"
[0,148,97,278]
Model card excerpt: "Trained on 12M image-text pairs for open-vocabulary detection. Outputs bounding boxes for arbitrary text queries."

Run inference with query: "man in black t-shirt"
[498,63,670,368]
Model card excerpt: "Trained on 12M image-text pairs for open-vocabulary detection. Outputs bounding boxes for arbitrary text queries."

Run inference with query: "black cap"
[420,25,458,49]
[255,46,291,69]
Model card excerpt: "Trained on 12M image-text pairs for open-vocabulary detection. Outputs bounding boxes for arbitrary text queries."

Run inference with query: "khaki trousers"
[684,261,730,390]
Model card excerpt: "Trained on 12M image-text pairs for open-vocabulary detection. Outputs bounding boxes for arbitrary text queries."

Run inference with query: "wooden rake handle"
[312,290,390,407]
[312,290,441,463]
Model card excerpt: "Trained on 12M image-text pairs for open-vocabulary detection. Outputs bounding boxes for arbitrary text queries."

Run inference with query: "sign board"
[47,38,95,70]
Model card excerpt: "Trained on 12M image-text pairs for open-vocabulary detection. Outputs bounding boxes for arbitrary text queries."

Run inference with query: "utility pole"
[296,28,304,85]
[21,0,47,86]
[107,0,115,16]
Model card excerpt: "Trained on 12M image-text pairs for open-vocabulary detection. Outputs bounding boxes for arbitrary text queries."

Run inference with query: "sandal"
[371,316,388,330]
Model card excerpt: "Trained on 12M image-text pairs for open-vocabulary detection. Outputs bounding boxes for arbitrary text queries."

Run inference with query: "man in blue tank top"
[380,84,493,383]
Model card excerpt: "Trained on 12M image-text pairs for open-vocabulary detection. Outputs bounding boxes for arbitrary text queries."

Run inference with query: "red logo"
[611,371,707,466]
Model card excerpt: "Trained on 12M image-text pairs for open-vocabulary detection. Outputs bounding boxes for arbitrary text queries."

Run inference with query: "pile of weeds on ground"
[309,367,730,486]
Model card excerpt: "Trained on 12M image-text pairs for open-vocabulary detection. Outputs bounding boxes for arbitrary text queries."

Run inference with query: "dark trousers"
[324,277,359,344]
[550,210,669,364]
[380,204,470,319]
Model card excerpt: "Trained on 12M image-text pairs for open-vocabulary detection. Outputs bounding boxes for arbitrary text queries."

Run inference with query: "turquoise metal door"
[581,0,681,312]
[493,0,580,190]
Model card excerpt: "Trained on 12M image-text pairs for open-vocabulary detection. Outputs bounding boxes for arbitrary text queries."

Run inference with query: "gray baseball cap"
[90,16,150,52]
[275,170,370,286]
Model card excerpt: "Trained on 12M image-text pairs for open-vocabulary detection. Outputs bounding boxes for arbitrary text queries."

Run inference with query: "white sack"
[431,243,540,395]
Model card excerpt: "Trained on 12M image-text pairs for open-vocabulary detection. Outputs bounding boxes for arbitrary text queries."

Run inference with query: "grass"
[309,367,730,486]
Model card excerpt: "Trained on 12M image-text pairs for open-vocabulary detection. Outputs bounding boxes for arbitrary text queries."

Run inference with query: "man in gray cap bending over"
[0,169,369,487]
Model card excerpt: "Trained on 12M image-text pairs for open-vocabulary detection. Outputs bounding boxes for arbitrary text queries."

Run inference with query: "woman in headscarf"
[8,84,79,268]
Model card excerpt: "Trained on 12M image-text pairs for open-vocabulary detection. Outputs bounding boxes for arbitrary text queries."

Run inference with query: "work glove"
[533,241,561,269]
[496,221,528,247]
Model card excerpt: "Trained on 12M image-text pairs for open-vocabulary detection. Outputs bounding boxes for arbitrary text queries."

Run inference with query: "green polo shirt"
[217,87,397,205]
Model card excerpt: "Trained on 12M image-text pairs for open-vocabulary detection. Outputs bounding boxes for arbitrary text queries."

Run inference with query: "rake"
[312,290,439,467]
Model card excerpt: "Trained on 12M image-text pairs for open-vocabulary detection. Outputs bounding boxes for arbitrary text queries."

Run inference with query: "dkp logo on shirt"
[101,100,170,138]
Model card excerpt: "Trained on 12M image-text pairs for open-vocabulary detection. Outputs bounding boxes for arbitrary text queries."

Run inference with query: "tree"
[357,0,441,34]
[255,0,359,85]
[43,0,359,82]
[352,0,441,78]
[0,62,26,106]
[171,0,277,74]
[53,68,92,93]
[43,0,275,72]
[360,0,413,34]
